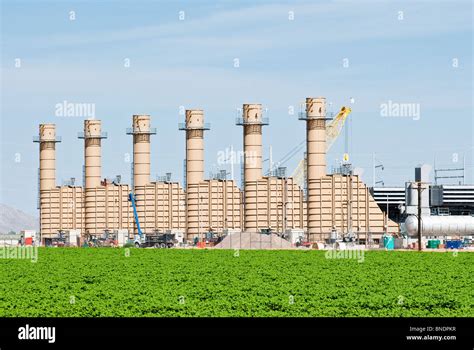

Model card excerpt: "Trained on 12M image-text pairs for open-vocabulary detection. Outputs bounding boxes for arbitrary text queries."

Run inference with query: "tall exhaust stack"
[79,120,107,236]
[127,115,156,189]
[301,97,327,238]
[79,119,106,189]
[237,104,268,231]
[180,110,209,186]
[35,124,61,192]
[179,110,209,240]
[34,124,61,240]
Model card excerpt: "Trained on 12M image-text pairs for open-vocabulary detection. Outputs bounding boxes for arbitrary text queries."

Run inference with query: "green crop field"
[0,248,472,317]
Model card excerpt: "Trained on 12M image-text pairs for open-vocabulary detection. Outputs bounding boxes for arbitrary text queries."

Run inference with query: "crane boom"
[326,106,352,151]
[291,106,352,188]
[128,192,143,236]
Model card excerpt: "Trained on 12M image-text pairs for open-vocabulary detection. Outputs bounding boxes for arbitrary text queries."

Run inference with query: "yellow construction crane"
[326,106,352,152]
[292,106,352,188]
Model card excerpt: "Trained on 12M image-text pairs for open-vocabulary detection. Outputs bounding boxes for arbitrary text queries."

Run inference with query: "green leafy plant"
[0,249,472,317]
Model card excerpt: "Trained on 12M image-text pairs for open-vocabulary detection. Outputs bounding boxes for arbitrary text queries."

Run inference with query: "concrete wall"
[39,186,84,238]
[308,174,399,241]
[186,179,243,240]
[84,184,133,236]
[134,182,186,234]
[243,177,305,233]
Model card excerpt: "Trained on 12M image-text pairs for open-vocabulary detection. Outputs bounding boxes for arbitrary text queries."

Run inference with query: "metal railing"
[298,111,334,120]
[77,131,108,139]
[235,117,269,125]
[125,127,157,135]
[32,136,62,142]
[178,123,210,130]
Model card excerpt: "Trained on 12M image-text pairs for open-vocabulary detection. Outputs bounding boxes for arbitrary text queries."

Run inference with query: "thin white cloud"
[24,1,471,52]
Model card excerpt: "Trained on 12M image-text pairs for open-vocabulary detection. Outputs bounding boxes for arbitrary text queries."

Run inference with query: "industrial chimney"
[78,120,107,236]
[34,124,61,192]
[237,104,268,231]
[127,115,156,189]
[301,97,327,237]
[79,119,107,189]
[180,110,209,186]
[179,110,210,241]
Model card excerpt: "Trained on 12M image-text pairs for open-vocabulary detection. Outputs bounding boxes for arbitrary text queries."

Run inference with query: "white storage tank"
[405,215,474,236]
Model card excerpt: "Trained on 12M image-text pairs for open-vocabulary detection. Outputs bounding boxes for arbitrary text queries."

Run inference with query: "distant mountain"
[0,204,39,234]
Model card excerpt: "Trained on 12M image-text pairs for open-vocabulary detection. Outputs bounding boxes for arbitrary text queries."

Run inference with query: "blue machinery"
[128,193,143,237]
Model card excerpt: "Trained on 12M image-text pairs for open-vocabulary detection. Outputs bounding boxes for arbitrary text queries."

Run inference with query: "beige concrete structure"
[243,177,305,232]
[238,104,267,231]
[83,182,133,235]
[79,120,107,236]
[305,98,327,180]
[35,97,399,244]
[39,183,133,237]
[34,124,61,238]
[301,96,398,241]
[82,119,103,189]
[241,104,264,183]
[181,110,243,240]
[133,182,186,233]
[37,124,59,191]
[303,97,328,238]
[309,174,399,241]
[127,115,156,235]
[129,115,155,188]
[183,110,206,185]
[186,180,243,239]
[39,185,84,237]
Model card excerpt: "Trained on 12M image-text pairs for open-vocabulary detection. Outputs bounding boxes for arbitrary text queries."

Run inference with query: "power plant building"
[34,97,398,243]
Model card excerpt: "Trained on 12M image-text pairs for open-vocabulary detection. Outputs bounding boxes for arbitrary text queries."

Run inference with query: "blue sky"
[1,0,472,215]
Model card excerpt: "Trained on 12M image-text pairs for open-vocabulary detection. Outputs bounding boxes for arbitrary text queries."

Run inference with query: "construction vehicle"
[204,230,224,246]
[295,236,312,248]
[129,192,145,247]
[96,230,118,247]
[44,231,67,247]
[129,192,177,248]
[134,232,177,248]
